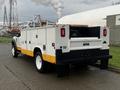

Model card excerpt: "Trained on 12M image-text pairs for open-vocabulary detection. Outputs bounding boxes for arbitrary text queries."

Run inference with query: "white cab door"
[19,30,27,49]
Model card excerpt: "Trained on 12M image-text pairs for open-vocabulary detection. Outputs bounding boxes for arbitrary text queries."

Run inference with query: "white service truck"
[11,21,112,76]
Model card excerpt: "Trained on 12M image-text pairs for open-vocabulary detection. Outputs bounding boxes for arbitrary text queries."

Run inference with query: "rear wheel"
[100,59,109,69]
[35,52,48,73]
[11,46,18,58]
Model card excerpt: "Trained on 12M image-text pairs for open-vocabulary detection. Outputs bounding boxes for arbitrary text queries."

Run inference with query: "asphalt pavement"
[0,43,120,90]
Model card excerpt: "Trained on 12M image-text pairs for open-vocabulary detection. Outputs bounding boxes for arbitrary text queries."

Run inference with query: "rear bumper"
[56,49,112,64]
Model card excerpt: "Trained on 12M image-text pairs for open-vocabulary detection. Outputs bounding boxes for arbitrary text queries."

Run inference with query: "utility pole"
[3,6,8,28]
[9,0,12,29]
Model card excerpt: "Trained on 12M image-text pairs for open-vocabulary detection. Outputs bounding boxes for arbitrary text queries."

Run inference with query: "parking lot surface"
[0,43,120,90]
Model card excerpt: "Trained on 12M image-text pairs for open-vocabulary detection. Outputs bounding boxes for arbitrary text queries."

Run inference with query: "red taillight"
[103,29,107,37]
[61,28,65,37]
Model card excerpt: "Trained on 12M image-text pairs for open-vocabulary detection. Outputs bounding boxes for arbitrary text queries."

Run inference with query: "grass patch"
[110,46,120,68]
[0,36,12,43]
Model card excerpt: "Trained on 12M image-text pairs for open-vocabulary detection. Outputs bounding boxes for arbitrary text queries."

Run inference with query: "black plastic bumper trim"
[56,49,112,64]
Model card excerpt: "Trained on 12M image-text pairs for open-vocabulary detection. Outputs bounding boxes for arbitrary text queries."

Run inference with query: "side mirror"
[16,33,21,37]
[22,26,27,29]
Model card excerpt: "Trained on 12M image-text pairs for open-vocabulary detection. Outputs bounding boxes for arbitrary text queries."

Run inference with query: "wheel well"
[34,48,41,56]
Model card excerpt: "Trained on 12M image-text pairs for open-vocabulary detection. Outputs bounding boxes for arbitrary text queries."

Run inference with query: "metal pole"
[9,0,12,29]
[3,6,8,28]
[3,6,6,27]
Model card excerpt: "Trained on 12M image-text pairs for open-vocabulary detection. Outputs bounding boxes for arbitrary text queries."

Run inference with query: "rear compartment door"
[69,26,102,51]
[70,38,102,50]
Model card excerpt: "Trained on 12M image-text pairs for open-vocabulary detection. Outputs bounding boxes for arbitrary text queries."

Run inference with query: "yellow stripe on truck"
[17,47,21,51]
[17,47,56,64]
[17,47,34,57]
[21,49,34,57]
[42,54,56,64]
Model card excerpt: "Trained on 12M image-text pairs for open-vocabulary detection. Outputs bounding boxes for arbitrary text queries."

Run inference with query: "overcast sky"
[0,0,119,22]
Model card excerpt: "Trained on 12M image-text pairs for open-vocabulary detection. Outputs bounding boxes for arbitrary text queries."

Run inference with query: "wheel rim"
[36,55,42,70]
[12,47,15,56]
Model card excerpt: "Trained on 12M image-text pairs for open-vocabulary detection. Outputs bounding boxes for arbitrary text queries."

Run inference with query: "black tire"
[34,52,48,73]
[11,46,19,58]
[100,59,109,69]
